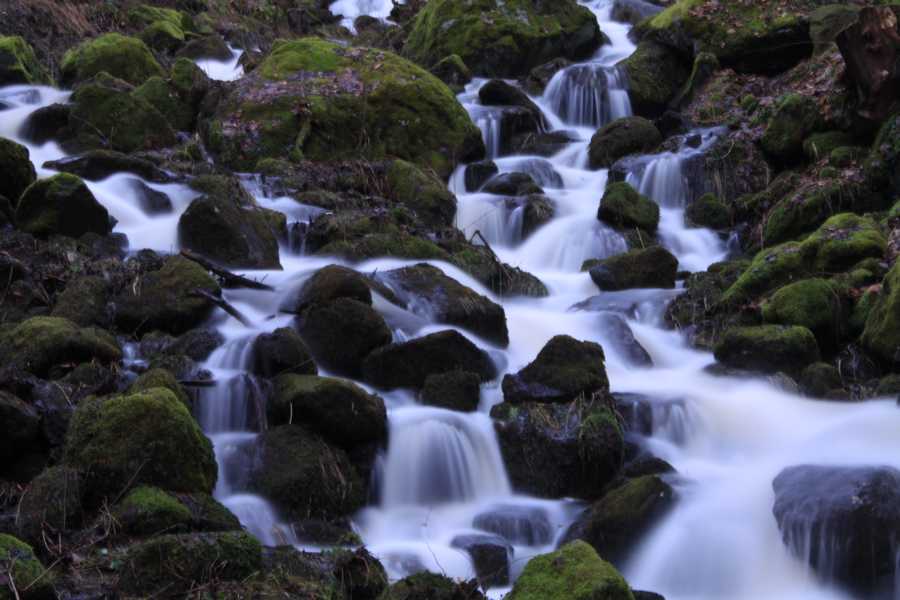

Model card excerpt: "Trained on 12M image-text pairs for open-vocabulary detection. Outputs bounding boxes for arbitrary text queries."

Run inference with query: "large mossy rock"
[64,388,217,499]
[588,117,662,169]
[289,264,375,313]
[760,94,820,165]
[114,255,221,336]
[403,0,604,78]
[799,213,887,274]
[383,572,485,600]
[0,36,49,85]
[598,182,660,232]
[0,137,36,203]
[507,540,634,600]
[249,425,365,520]
[862,261,900,365]
[502,335,609,404]
[713,325,820,375]
[420,371,482,412]
[112,486,240,536]
[269,374,387,448]
[618,41,690,117]
[203,38,483,177]
[762,278,847,351]
[15,173,111,238]
[16,466,85,545]
[0,316,121,377]
[386,159,458,228]
[251,327,317,377]
[60,33,165,86]
[587,246,678,291]
[0,534,55,600]
[720,242,809,307]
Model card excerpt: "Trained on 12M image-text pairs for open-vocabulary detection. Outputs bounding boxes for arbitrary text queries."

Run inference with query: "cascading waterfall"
[543,64,631,127]
[329,0,404,31]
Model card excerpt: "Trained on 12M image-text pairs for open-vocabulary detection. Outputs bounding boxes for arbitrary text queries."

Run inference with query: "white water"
[3,1,900,598]
[196,45,244,82]
[329,0,404,31]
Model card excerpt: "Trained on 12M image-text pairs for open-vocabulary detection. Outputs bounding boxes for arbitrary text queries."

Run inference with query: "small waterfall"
[196,45,244,82]
[543,64,631,127]
[330,0,402,30]
[455,194,524,247]
[476,112,503,159]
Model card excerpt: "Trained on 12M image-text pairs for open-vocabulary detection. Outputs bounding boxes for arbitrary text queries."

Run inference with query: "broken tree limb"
[189,288,252,326]
[180,249,274,291]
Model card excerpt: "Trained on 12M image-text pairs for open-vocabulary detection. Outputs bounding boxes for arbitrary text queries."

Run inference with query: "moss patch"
[60,33,165,87]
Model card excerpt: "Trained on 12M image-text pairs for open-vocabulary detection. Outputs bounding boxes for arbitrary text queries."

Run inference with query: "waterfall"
[329,0,403,30]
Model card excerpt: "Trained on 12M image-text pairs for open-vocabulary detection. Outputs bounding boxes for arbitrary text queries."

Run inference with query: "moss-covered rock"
[289,264,375,313]
[129,368,191,409]
[15,173,111,238]
[386,160,457,228]
[598,182,660,232]
[119,531,262,595]
[404,0,604,77]
[618,41,690,117]
[383,572,485,600]
[269,374,387,448]
[420,371,482,412]
[761,94,820,165]
[51,275,110,327]
[862,261,900,365]
[0,137,36,203]
[133,75,194,133]
[0,316,121,377]
[250,425,365,520]
[251,327,316,378]
[60,33,165,87]
[0,534,54,600]
[686,193,731,229]
[114,255,221,336]
[204,37,483,177]
[430,54,472,91]
[798,361,844,398]
[128,4,194,32]
[588,117,662,169]
[64,388,217,499]
[507,540,634,600]
[587,246,678,291]
[0,36,49,85]
[720,242,810,306]
[804,131,856,162]
[714,325,820,374]
[799,213,887,274]
[762,278,846,351]
[114,485,191,535]
[503,335,608,404]
[15,466,84,546]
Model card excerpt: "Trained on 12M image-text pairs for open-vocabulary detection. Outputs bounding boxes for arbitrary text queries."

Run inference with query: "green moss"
[0,136,37,204]
[620,41,690,116]
[0,36,49,85]
[714,324,820,374]
[133,75,194,132]
[141,20,186,52]
[258,38,342,78]
[130,368,191,410]
[762,278,845,350]
[60,33,165,87]
[588,117,662,168]
[862,262,900,364]
[830,146,865,168]
[761,94,820,164]
[800,213,886,273]
[16,466,84,546]
[598,182,660,232]
[115,486,192,535]
[803,131,855,162]
[686,193,731,229]
[16,173,112,238]
[721,242,810,306]
[0,316,120,378]
[799,362,843,398]
[508,540,634,600]
[128,4,194,32]
[0,534,54,600]
[386,159,457,228]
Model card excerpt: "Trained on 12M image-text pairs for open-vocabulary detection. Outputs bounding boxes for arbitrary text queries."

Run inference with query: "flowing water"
[4,2,900,598]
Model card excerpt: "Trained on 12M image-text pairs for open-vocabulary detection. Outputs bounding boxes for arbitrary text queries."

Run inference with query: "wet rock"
[482,172,543,196]
[42,149,173,183]
[521,57,572,95]
[685,192,731,230]
[773,465,900,598]
[508,541,632,600]
[129,179,172,214]
[598,181,660,232]
[598,312,653,367]
[618,41,690,117]
[382,571,485,600]
[451,245,549,298]
[714,325,820,375]
[451,533,512,588]
[588,116,663,168]
[288,264,377,314]
[15,466,85,546]
[522,194,555,238]
[0,36,49,85]
[479,79,546,138]
[473,504,553,545]
[375,263,509,346]
[502,335,609,403]
[60,33,165,87]
[612,0,663,25]
[386,159,458,228]
[251,327,317,378]
[0,137,36,204]
[587,246,678,291]
[420,371,482,412]
[0,534,55,600]
[761,94,821,165]
[19,103,70,145]
[15,173,112,238]
[762,278,848,352]
[798,362,845,398]
[431,54,473,91]
[465,161,499,192]
[362,330,497,390]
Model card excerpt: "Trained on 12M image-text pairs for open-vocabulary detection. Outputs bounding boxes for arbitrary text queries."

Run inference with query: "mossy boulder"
[51,275,111,327]
[269,374,387,448]
[598,182,660,232]
[133,75,194,133]
[114,485,191,535]
[761,94,820,165]
[588,117,662,169]
[503,335,609,404]
[141,20,185,53]
[862,261,900,365]
[0,534,54,600]
[762,278,847,351]
[587,246,678,291]
[362,330,497,389]
[383,572,485,600]
[686,193,731,229]
[800,213,887,274]
[714,325,820,374]
[249,425,365,520]
[119,531,262,596]
[128,4,194,32]
[404,0,604,77]
[618,41,690,117]
[0,36,49,85]
[804,131,855,162]
[64,388,217,499]
[15,173,111,238]
[129,368,191,409]
[720,242,809,306]
[799,362,844,398]
[507,540,634,600]
[0,137,36,203]
[0,316,121,377]
[289,264,374,313]
[251,327,317,378]
[15,466,85,546]
[386,160,458,228]
[430,54,472,90]
[204,37,483,177]
[60,33,165,87]
[420,371,482,412]
[114,255,221,336]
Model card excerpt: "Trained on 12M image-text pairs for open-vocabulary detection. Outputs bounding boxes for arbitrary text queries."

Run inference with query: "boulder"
[386,160,458,228]
[0,534,54,600]
[521,194,555,238]
[720,242,809,307]
[618,41,690,117]
[473,504,553,545]
[450,533,512,588]
[507,541,633,600]
[0,36,49,85]
[685,193,730,229]
[598,182,660,232]
[132,74,195,133]
[479,79,546,128]
[0,137,36,203]
[15,173,111,238]
[713,325,820,375]
[482,172,543,196]
[129,179,172,214]
[430,54,472,90]
[0,392,42,468]
[612,0,664,25]
[420,371,482,412]
[41,149,172,183]
[382,572,485,600]
[51,275,110,328]
[799,213,887,274]
[269,374,387,448]
[465,161,499,192]
[502,335,608,404]
[251,327,317,378]
[15,466,85,546]
[588,117,662,169]
[60,33,165,86]
[598,313,653,367]
[587,246,678,291]
[798,362,844,398]
[520,57,572,95]
[762,278,847,352]
[761,94,820,165]
[177,34,232,60]
[862,261,900,365]
[362,330,497,389]
[375,263,509,346]
[113,485,191,535]
[129,368,191,409]
[290,264,375,313]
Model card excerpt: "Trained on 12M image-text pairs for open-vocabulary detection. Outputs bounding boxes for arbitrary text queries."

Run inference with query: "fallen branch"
[180,250,274,291]
[189,288,251,326]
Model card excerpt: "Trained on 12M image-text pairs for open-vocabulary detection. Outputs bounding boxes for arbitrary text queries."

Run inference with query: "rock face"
[772,465,900,598]
[502,335,609,404]
[15,173,111,238]
[203,37,483,177]
[587,247,679,291]
[714,325,820,375]
[589,117,662,168]
[404,0,604,77]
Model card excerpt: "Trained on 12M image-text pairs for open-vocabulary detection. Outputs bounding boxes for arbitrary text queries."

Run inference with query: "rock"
[512,130,580,156]
[15,466,85,546]
[479,79,545,126]
[60,33,165,86]
[492,398,624,498]
[762,278,847,352]
[420,371,482,412]
[430,54,473,90]
[19,103,69,145]
[64,388,217,499]
[249,425,365,520]
[140,20,185,54]
[589,117,663,169]
[290,265,375,314]
[804,131,856,162]
[0,534,54,600]
[362,330,497,390]
[119,531,262,596]
[587,246,678,291]
[0,316,121,378]
[714,325,820,375]
[598,181,660,232]
[473,504,554,545]
[269,374,387,448]
[482,172,543,196]
[450,533,512,588]
[502,335,609,403]
[386,160,458,228]
[15,173,111,238]
[130,368,191,409]
[132,75,194,133]
[451,246,550,298]
[332,547,390,599]
[51,275,110,328]
[685,192,730,229]
[0,137,36,203]
[404,0,604,78]
[382,571,485,600]
[251,327,316,378]
[773,465,900,597]
[598,313,653,367]
[720,242,809,307]
[465,161,499,192]
[507,541,633,600]
[800,213,887,274]
[521,194,555,238]
[562,475,675,566]
[375,263,509,346]
[520,57,572,95]
[0,36,49,85]
[129,179,172,214]
[618,41,689,117]
[862,261,900,365]
[113,485,191,535]
[761,94,820,165]
[41,150,172,183]
[0,392,41,468]
[612,0,663,26]
[177,34,232,60]
[203,38,483,177]
[114,255,221,336]
[296,298,392,376]
[798,362,844,398]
